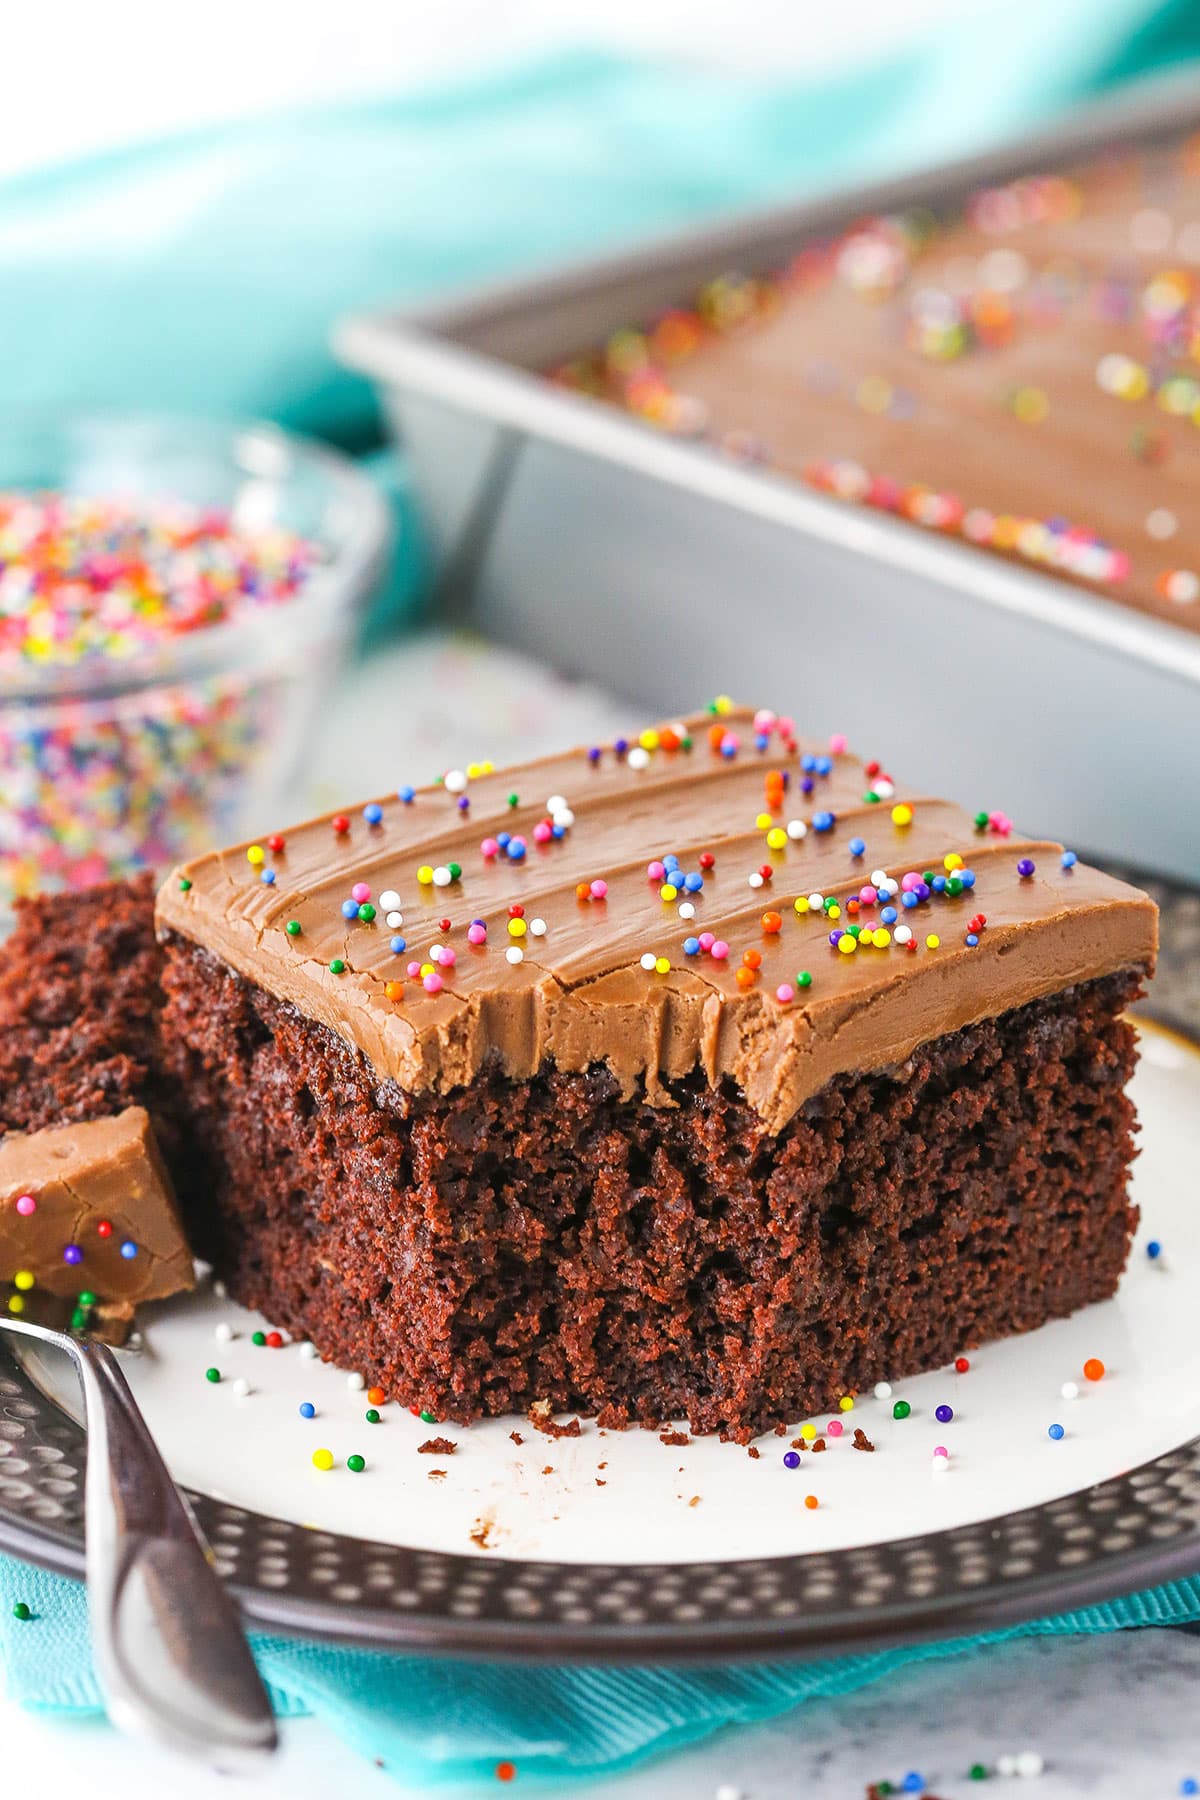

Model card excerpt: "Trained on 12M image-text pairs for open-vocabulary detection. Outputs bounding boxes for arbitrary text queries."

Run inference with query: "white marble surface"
[4,1629,1199,1796]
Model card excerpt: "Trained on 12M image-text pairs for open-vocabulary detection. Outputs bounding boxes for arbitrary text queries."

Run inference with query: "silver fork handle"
[74,1337,277,1768]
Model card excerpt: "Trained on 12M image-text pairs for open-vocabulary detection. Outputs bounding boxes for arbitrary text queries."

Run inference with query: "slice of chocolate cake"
[155,705,1157,1438]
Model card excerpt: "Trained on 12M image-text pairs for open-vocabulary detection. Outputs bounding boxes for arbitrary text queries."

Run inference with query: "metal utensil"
[0,1313,277,1767]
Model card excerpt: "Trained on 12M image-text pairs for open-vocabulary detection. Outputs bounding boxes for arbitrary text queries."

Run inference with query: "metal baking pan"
[336,73,1200,884]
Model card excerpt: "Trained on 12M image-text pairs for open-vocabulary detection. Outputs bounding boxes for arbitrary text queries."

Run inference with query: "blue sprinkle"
[120,1241,138,1260]
[299,1402,316,1419]
[363,803,384,826]
[1062,850,1078,870]
[341,898,359,920]
[901,892,919,910]
[801,754,816,773]
[551,823,566,839]
[881,906,897,925]
[902,1776,924,1795]
[931,874,947,893]
[1147,1240,1162,1260]
[390,936,407,955]
[961,870,976,888]
[966,932,980,947]
[849,837,866,857]
[683,872,704,892]
[814,755,833,776]
[1048,1422,1065,1440]
[1181,1781,1198,1797]
[260,869,276,885]
[754,732,770,751]
[507,841,526,861]
[813,811,835,833]
[664,854,681,870]
[782,1450,801,1470]
[497,832,511,850]
[398,785,415,804]
[720,741,737,759]
[683,936,701,956]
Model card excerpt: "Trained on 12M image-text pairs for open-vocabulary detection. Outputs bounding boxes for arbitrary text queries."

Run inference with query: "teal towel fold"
[3,1555,1200,1790]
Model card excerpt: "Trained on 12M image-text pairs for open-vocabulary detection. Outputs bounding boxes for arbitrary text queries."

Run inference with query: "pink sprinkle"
[698,931,715,952]
[407,961,421,978]
[720,732,740,756]
[901,871,922,891]
[829,733,847,754]
[933,1445,949,1459]
[439,947,457,969]
[778,716,795,737]
[589,879,608,899]
[1110,549,1132,581]
[710,940,729,961]
[422,972,444,995]
[533,821,553,843]
[859,884,878,906]
[467,923,487,945]
[351,882,371,905]
[647,860,666,882]
[827,1419,844,1437]
[15,1195,36,1217]
[753,708,776,733]
[775,984,794,1004]
[481,837,499,858]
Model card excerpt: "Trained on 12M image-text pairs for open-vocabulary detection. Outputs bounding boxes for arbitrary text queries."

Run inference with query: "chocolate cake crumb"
[790,1438,807,1450]
[811,1437,826,1453]
[853,1428,876,1453]
[540,1465,554,1476]
[595,1478,607,1487]
[469,1517,498,1549]
[688,1496,701,1507]
[427,1470,446,1481]
[660,1430,690,1446]
[509,1431,524,1446]
[747,1446,761,1460]
[418,1436,456,1455]
[529,1400,582,1439]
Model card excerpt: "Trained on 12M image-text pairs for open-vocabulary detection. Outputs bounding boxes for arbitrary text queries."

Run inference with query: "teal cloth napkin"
[3,1553,1200,1792]
[5,3,1200,1786]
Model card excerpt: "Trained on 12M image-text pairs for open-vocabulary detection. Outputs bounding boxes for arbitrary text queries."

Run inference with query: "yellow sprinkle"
[943,852,963,871]
[419,962,435,977]
[417,864,434,886]
[766,827,788,851]
[839,1395,854,1412]
[654,956,671,975]
[755,812,773,830]
[13,1270,34,1292]
[891,803,914,827]
[713,694,733,715]
[800,1423,817,1441]
[639,729,659,751]
[926,933,941,950]
[311,1448,335,1472]
[873,928,892,948]
[793,897,810,915]
[1012,385,1048,424]
[837,934,857,955]
[508,918,527,938]
[826,903,840,920]
[7,1295,24,1315]
[246,845,265,867]
[656,884,676,903]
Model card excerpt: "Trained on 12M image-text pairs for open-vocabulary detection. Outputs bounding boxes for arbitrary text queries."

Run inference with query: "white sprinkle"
[1146,507,1178,541]
[715,1787,745,1800]
[386,911,404,929]
[529,918,547,937]
[1060,1380,1080,1401]
[878,877,899,898]
[870,868,889,887]
[346,1372,366,1391]
[127,1331,144,1352]
[873,1381,892,1400]
[874,777,895,798]
[807,892,824,910]
[786,819,807,840]
[432,866,453,887]
[747,873,764,889]
[443,769,467,794]
[298,1341,318,1361]
[379,890,401,913]
[627,746,651,771]
[546,795,567,814]
[998,1753,1019,1777]
[233,1378,251,1399]
[429,944,444,963]
[552,807,575,828]
[678,902,696,921]
[640,952,658,971]
[212,1279,227,1300]
[932,1453,950,1474]
[506,946,524,965]
[1015,1751,1045,1778]
[1165,569,1199,605]
[214,1322,234,1343]
[894,924,913,945]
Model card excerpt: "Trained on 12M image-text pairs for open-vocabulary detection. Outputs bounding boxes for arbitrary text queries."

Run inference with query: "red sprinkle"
[266,833,286,853]
[955,1356,970,1373]
[508,904,525,919]
[96,1220,113,1239]
[265,1331,283,1349]
[439,918,452,932]
[332,814,350,835]
[698,851,715,870]
[758,864,773,882]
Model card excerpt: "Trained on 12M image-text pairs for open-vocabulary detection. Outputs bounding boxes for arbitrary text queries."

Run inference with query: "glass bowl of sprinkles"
[0,415,390,914]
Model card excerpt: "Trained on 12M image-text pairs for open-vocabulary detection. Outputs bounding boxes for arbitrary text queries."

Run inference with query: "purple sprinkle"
[1017,857,1036,878]
[63,1244,82,1265]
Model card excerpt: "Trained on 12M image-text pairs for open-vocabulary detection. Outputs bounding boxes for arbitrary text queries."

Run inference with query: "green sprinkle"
[796,971,812,989]
[77,1291,96,1307]
[365,1408,381,1425]
[70,1308,87,1331]
[863,790,880,804]
[922,869,936,884]
[969,1766,989,1782]
[178,876,192,892]
[12,1601,32,1622]
[347,1453,366,1473]
[286,919,302,937]
[329,958,346,975]
[973,810,990,830]
[205,1367,221,1384]
[847,924,862,939]
[357,903,376,922]
[507,793,519,809]
[680,735,693,751]
[252,1330,266,1347]
[892,1399,911,1420]
[946,876,964,897]
[419,1409,437,1424]
[447,862,462,881]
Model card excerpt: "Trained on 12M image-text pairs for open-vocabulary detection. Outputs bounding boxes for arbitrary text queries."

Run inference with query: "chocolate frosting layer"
[157,709,1156,1134]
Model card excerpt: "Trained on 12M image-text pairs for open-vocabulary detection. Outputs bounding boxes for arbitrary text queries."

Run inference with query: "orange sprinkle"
[708,723,726,750]
[735,967,757,990]
[496,1762,516,1783]
[575,882,592,901]
[367,1387,385,1406]
[761,911,782,934]
[1083,1357,1106,1382]
[384,981,404,1002]
[742,948,763,969]
[804,1494,819,1510]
